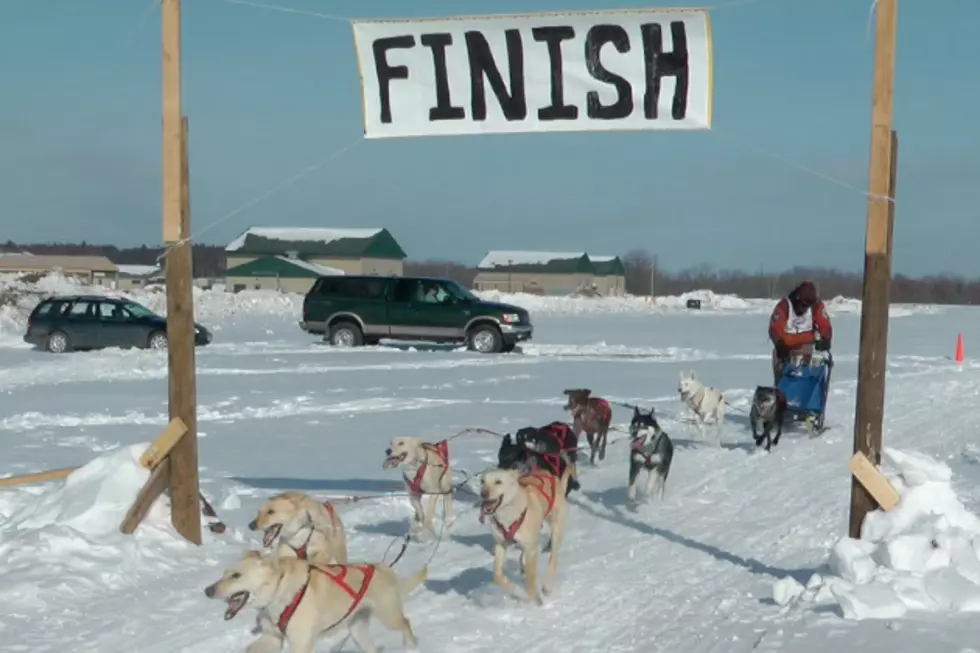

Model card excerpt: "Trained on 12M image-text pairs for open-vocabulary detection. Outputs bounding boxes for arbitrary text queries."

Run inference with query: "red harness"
[494,471,558,542]
[277,563,375,633]
[577,399,612,432]
[405,440,449,496]
[291,502,336,561]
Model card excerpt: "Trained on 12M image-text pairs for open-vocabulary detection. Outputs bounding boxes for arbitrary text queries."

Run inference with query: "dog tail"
[398,566,428,597]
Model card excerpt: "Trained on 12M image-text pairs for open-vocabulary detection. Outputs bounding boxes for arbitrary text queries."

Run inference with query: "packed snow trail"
[3,355,979,652]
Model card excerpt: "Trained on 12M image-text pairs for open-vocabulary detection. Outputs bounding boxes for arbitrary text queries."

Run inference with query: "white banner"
[351,9,713,139]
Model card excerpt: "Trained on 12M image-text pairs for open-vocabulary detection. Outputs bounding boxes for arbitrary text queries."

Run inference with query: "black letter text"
[420,33,465,121]
[584,25,634,120]
[373,36,416,124]
[532,25,578,121]
[464,29,528,122]
[641,21,690,120]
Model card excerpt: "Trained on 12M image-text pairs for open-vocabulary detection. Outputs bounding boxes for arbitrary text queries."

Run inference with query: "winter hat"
[793,282,818,307]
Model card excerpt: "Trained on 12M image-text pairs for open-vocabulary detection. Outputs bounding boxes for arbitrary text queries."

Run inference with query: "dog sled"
[776,349,833,436]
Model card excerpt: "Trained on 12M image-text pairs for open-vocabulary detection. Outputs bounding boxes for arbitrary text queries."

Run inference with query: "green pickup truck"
[300,275,533,353]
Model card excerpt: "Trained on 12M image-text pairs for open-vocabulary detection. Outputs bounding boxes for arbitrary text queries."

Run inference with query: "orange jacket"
[768,297,832,349]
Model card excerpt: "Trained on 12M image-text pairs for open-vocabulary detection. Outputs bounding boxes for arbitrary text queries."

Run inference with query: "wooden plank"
[848,452,900,512]
[139,417,188,469]
[0,467,77,488]
[120,458,172,535]
[848,0,898,539]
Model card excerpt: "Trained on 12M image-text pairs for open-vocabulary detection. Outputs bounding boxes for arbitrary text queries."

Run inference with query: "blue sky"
[0,0,977,275]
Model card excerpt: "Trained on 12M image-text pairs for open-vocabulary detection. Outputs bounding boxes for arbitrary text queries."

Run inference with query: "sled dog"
[478,466,575,605]
[678,371,726,438]
[563,388,613,465]
[627,406,674,502]
[204,550,426,653]
[383,436,454,535]
[248,491,348,565]
[749,385,787,452]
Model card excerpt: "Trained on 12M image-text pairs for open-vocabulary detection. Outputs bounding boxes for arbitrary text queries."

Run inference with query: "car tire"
[148,331,169,350]
[328,321,364,348]
[467,324,503,354]
[45,331,71,354]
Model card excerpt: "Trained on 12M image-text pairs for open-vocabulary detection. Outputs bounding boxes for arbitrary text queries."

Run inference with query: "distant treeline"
[4,241,979,305]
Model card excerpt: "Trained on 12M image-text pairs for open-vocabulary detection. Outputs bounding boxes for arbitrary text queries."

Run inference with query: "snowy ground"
[2,282,980,652]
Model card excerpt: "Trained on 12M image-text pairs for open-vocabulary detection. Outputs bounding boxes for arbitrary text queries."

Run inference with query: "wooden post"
[162,0,202,546]
[849,0,898,539]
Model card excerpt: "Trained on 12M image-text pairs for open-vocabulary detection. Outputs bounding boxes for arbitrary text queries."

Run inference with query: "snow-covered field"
[2,275,980,652]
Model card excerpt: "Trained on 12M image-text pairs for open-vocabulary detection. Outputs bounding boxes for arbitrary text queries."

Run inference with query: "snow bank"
[781,448,980,620]
[0,272,945,345]
[475,289,767,315]
[0,272,302,345]
[823,295,943,318]
[0,444,224,606]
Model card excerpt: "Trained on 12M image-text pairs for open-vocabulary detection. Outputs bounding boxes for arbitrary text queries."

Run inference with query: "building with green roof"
[224,227,407,286]
[472,251,625,296]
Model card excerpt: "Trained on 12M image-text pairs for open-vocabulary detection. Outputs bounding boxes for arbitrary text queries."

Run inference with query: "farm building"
[0,254,119,286]
[590,255,627,296]
[224,255,345,294]
[115,264,163,290]
[224,227,407,288]
[472,251,596,295]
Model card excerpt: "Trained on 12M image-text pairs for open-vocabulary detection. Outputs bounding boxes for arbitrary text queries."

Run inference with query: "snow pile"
[0,444,222,606]
[474,289,769,315]
[778,448,980,620]
[0,272,303,345]
[823,294,944,318]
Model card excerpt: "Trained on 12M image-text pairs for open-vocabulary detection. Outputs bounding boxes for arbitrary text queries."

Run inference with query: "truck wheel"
[467,324,503,354]
[328,321,364,348]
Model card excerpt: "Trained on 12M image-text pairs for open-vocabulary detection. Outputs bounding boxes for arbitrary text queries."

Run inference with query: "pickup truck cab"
[300,275,532,353]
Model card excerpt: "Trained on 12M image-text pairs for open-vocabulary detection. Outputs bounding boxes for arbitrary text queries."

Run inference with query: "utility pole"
[650,254,658,297]
[849,0,898,539]
[161,0,202,545]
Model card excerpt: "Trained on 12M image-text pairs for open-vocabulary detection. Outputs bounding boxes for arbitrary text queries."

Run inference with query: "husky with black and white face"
[627,406,674,503]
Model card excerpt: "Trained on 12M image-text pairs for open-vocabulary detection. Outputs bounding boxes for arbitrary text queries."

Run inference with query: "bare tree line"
[7,241,978,304]
[407,250,980,305]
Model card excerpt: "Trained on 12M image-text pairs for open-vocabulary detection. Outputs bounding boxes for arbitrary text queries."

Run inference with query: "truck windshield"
[445,280,479,302]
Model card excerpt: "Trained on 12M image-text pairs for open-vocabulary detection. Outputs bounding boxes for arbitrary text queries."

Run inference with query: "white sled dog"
[678,370,726,441]
[205,550,426,653]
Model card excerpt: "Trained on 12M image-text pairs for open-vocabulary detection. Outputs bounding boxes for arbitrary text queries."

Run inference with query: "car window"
[98,301,127,321]
[315,277,387,299]
[392,279,419,303]
[31,301,55,318]
[67,301,95,317]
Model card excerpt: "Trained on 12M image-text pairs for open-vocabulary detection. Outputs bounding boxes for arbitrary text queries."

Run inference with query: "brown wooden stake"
[162,0,202,546]
[120,458,172,535]
[849,0,899,539]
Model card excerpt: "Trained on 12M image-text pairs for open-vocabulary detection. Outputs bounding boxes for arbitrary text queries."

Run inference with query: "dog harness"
[277,563,375,633]
[405,440,450,496]
[291,502,336,561]
[631,434,664,470]
[534,423,574,476]
[493,471,558,542]
[577,399,612,432]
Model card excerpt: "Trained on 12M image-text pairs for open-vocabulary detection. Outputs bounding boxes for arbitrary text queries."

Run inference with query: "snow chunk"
[772,576,806,606]
[797,448,980,621]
